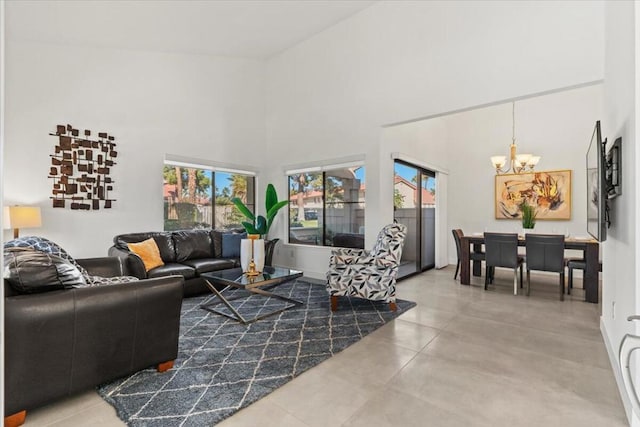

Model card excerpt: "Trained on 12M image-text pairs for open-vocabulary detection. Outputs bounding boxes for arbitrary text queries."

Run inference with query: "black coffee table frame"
[200,267,304,324]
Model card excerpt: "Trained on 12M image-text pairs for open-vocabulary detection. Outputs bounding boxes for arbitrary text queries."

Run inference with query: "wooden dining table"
[460,234,600,303]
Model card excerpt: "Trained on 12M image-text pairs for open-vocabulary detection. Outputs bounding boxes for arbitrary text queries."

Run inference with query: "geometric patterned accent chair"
[326,223,407,312]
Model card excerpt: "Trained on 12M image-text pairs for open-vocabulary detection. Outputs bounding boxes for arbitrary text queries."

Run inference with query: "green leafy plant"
[521,201,537,229]
[231,183,289,237]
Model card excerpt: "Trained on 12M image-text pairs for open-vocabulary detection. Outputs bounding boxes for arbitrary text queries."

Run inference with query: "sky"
[394,162,436,191]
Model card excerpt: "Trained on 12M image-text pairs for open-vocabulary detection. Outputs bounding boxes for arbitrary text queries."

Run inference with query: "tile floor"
[21,267,627,426]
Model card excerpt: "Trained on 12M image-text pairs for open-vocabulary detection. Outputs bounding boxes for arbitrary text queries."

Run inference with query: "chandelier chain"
[490,100,540,175]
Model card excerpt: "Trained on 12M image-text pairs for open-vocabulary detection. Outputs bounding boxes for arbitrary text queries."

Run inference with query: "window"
[288,165,365,246]
[163,163,254,231]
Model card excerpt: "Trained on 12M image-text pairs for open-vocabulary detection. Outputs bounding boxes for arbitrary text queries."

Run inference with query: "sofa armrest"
[108,245,147,278]
[4,275,184,416]
[77,257,125,277]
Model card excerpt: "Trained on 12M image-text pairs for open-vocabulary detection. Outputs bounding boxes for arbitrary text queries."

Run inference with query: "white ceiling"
[6,0,375,59]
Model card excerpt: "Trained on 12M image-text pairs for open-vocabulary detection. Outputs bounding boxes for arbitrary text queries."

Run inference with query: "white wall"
[601,1,638,425]
[4,41,265,257]
[380,85,603,266]
[381,118,449,268]
[266,1,604,278]
[0,0,7,420]
[445,85,603,263]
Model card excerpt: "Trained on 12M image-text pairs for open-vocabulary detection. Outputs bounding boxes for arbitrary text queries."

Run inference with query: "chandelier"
[490,102,540,175]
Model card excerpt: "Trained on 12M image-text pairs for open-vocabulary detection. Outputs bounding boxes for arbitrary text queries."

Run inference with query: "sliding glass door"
[393,160,436,279]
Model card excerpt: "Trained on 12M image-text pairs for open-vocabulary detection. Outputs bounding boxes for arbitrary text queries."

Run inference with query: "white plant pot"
[254,239,265,273]
[240,239,252,272]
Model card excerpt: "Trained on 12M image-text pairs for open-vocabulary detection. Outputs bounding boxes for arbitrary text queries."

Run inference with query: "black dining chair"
[452,229,485,280]
[525,234,566,300]
[565,257,602,294]
[484,232,524,294]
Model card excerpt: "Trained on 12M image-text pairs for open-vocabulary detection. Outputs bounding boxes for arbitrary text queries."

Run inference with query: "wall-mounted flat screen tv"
[586,120,607,242]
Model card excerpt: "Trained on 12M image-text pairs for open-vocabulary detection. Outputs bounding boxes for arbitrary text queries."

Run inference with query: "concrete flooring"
[21,266,627,426]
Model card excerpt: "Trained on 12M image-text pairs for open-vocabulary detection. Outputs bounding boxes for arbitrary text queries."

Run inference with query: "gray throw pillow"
[212,228,245,258]
[4,248,87,293]
[221,232,246,258]
[4,235,89,278]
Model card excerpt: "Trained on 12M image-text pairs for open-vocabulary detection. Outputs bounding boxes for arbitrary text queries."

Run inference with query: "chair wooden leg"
[526,269,531,296]
[484,266,490,290]
[389,302,397,312]
[560,272,565,301]
[5,410,26,427]
[568,266,573,295]
[330,295,338,312]
[157,360,174,373]
[454,261,460,280]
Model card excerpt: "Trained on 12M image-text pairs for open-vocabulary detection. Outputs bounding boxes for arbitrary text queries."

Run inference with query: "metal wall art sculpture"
[48,124,117,210]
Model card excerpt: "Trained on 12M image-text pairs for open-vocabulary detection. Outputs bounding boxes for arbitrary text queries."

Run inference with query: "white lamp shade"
[516,154,532,165]
[527,156,541,166]
[4,206,42,230]
[490,156,506,168]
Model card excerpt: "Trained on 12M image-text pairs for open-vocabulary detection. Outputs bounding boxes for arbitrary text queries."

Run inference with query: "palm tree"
[187,169,197,203]
[294,173,307,222]
[230,174,248,203]
[290,173,323,222]
[175,167,183,201]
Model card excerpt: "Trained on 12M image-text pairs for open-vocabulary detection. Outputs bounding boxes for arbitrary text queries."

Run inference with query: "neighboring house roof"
[394,175,435,205]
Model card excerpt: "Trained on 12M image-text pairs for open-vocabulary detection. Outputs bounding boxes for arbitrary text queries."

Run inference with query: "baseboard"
[601,317,634,425]
[273,264,325,281]
[302,270,325,281]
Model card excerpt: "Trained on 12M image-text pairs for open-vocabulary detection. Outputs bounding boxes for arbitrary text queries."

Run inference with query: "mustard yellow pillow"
[128,238,164,271]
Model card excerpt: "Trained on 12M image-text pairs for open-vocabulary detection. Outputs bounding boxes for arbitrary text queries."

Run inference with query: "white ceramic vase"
[240,239,252,272]
[253,239,265,273]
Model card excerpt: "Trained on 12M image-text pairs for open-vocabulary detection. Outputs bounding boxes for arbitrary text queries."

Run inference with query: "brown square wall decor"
[48,124,117,210]
[495,170,572,220]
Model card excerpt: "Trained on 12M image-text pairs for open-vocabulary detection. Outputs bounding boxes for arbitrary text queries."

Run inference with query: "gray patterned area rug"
[97,279,416,426]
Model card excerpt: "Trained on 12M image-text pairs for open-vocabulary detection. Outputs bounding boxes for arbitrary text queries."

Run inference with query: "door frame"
[394,159,436,278]
[389,153,450,276]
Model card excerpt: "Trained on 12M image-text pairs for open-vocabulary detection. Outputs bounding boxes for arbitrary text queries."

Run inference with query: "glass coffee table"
[200,266,304,324]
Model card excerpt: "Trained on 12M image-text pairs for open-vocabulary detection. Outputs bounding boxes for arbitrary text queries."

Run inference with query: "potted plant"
[521,200,537,231]
[231,184,289,269]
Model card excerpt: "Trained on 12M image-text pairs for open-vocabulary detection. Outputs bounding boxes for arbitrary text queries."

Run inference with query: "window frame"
[163,160,256,231]
[286,162,365,247]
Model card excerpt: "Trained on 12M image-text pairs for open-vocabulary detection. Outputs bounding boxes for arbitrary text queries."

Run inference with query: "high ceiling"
[6,0,376,59]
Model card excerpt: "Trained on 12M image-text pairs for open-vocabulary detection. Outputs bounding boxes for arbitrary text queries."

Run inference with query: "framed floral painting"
[495,170,572,220]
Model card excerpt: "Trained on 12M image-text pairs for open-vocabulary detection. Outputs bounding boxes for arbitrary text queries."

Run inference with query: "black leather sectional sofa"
[108,229,246,296]
[4,257,183,426]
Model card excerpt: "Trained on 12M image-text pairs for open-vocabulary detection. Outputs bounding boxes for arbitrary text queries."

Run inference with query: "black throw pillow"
[4,248,86,294]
